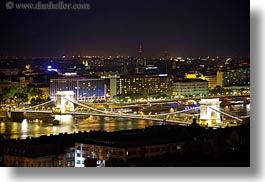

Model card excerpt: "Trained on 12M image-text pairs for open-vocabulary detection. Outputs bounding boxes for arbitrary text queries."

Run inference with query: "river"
[0,104,250,139]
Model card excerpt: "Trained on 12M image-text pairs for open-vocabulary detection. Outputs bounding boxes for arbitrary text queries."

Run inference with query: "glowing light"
[54,114,73,124]
[48,68,58,72]
[21,119,28,132]
[65,72,77,76]
[47,65,58,72]
[199,99,222,125]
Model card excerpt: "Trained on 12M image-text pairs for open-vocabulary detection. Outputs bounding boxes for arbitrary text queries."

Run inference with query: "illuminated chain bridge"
[11,91,249,127]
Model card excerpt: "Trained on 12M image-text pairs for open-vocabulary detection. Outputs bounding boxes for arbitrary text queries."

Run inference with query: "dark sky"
[0,0,250,57]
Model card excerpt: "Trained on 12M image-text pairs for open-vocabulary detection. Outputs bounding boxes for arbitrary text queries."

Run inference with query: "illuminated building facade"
[172,79,208,97]
[185,73,217,88]
[74,125,187,167]
[217,69,250,87]
[2,125,250,167]
[74,141,184,167]
[50,78,107,100]
[111,74,173,96]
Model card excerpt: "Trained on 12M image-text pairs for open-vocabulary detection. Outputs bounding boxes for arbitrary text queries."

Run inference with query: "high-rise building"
[217,69,250,87]
[110,74,173,97]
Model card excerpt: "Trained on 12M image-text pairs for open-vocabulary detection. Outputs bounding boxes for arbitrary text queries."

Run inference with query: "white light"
[21,119,28,132]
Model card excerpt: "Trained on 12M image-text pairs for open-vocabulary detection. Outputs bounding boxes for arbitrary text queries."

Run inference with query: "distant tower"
[138,44,143,58]
[164,50,169,60]
[136,44,144,74]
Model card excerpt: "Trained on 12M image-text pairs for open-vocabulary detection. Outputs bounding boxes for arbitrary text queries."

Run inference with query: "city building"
[65,147,76,167]
[204,75,217,88]
[100,72,121,100]
[217,69,250,87]
[185,72,217,88]
[50,78,107,101]
[110,74,173,98]
[74,126,188,167]
[1,124,250,167]
[3,136,66,167]
[172,79,208,98]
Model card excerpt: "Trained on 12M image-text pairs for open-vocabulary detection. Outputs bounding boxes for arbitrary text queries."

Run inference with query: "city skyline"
[0,0,251,168]
[0,0,250,57]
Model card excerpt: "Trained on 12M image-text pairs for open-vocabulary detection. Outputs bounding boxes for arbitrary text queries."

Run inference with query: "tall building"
[100,72,121,100]
[135,44,146,74]
[110,74,173,97]
[50,78,107,101]
[217,69,250,87]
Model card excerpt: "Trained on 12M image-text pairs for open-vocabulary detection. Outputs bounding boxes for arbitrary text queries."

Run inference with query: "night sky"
[0,0,250,57]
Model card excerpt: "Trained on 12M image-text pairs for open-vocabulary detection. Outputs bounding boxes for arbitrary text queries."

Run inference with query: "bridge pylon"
[56,91,75,113]
[199,98,222,126]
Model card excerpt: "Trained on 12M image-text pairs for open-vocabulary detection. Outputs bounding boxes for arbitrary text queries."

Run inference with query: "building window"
[71,152,75,158]
[77,160,81,164]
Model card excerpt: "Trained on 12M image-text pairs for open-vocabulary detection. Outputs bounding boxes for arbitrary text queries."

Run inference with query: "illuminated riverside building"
[50,78,107,101]
[110,74,173,98]
[172,79,208,98]
[217,69,250,87]
[185,73,217,88]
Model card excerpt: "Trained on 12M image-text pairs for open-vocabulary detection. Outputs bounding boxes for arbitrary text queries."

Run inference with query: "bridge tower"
[56,91,75,113]
[199,98,222,125]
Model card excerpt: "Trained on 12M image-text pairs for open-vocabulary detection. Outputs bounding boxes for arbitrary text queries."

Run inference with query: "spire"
[138,44,143,57]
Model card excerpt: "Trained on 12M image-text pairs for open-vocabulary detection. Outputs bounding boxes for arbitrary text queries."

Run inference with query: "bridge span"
[11,91,249,127]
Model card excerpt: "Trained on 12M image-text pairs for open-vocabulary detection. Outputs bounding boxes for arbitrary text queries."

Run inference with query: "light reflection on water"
[224,104,250,116]
[0,116,161,139]
[0,104,250,140]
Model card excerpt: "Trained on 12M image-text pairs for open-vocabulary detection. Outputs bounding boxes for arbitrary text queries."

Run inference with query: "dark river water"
[0,104,250,139]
